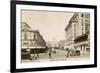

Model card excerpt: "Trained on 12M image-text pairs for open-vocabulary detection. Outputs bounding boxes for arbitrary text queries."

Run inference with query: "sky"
[22,10,74,42]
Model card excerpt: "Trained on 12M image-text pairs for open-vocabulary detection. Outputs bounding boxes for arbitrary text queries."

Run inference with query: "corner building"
[65,13,90,55]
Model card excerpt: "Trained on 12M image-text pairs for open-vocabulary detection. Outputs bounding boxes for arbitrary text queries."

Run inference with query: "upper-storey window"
[81,14,84,18]
[33,34,38,40]
[24,33,27,40]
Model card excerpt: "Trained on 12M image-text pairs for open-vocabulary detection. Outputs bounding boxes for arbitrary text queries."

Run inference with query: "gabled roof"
[21,22,31,29]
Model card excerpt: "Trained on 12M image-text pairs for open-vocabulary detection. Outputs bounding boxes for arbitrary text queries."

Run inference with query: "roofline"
[65,13,77,31]
[21,22,31,28]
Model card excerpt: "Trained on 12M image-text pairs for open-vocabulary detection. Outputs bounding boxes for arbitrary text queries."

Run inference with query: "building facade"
[21,22,48,60]
[64,14,76,51]
[59,40,66,49]
[65,13,90,55]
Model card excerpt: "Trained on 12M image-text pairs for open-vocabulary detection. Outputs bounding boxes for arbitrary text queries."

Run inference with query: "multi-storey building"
[65,13,90,55]
[21,22,31,50]
[21,22,48,60]
[21,22,31,59]
[73,13,90,54]
[64,14,77,51]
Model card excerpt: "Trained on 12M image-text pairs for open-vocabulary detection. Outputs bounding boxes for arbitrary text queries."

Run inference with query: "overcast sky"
[22,10,74,42]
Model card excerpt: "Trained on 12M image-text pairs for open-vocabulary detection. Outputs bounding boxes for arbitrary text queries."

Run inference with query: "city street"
[22,49,90,63]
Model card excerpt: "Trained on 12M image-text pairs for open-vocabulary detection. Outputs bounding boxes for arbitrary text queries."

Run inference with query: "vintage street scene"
[21,10,90,63]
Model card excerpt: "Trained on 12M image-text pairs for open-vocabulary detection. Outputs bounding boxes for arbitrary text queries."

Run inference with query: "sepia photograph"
[21,10,90,63]
[11,1,97,72]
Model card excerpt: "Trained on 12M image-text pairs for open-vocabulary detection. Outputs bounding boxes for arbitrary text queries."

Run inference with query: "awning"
[74,41,87,47]
[22,46,47,49]
[74,33,88,43]
[29,46,46,49]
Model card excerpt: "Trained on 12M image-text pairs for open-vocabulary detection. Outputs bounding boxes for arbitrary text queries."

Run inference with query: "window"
[85,23,89,33]
[24,33,27,40]
[81,14,84,17]
[23,43,28,45]
[30,41,33,46]
[81,19,84,34]
[85,14,90,19]
[21,49,26,53]
[82,23,84,34]
[81,46,82,51]
[33,34,37,40]
[74,24,76,38]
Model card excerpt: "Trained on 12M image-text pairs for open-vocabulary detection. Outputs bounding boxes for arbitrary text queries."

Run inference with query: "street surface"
[22,49,90,63]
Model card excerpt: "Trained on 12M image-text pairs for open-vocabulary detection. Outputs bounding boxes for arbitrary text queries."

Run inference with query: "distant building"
[46,40,60,52]
[65,13,90,54]
[51,40,59,49]
[21,22,48,60]
[59,40,66,49]
[46,41,52,48]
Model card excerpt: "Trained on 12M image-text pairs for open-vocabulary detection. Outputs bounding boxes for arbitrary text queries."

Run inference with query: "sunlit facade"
[65,13,90,55]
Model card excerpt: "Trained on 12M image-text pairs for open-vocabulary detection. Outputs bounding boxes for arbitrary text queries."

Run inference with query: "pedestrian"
[66,48,70,58]
[30,54,34,61]
[31,54,37,61]
[48,48,52,59]
[67,50,70,58]
[49,52,51,58]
